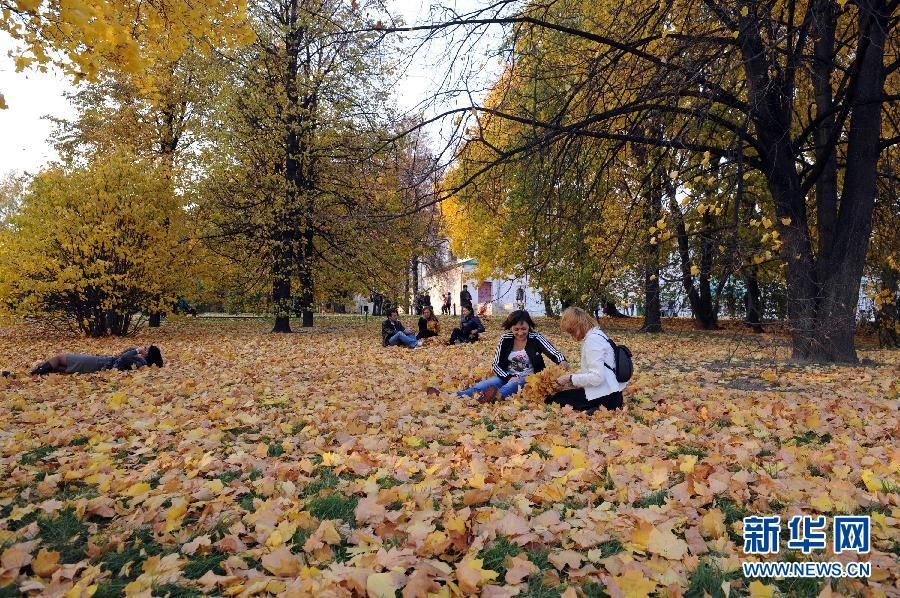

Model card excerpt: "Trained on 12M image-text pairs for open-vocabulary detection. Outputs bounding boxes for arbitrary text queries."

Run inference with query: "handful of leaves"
[519,363,567,403]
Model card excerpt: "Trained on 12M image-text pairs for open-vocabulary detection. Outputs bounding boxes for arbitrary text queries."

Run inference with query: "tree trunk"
[543,294,555,317]
[875,265,898,348]
[738,0,886,361]
[149,313,161,328]
[272,274,292,333]
[744,267,764,333]
[641,177,662,333]
[669,194,718,329]
[603,300,627,318]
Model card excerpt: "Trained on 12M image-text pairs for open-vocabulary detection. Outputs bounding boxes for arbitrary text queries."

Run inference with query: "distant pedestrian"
[460,285,473,311]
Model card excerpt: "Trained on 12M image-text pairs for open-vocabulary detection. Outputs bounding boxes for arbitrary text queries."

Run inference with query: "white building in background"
[420,258,547,317]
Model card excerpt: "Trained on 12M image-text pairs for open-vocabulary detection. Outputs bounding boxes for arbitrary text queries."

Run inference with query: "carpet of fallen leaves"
[0,317,898,598]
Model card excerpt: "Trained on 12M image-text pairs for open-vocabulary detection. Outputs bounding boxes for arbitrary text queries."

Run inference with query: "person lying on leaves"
[29,345,164,375]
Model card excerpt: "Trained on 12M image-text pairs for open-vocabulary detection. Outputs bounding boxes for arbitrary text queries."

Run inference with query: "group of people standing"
[384,304,626,414]
[414,285,475,318]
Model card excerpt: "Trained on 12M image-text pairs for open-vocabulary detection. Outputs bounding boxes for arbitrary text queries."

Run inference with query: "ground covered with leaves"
[0,317,897,597]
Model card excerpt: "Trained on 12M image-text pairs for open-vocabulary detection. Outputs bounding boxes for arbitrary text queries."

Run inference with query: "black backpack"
[603,334,633,383]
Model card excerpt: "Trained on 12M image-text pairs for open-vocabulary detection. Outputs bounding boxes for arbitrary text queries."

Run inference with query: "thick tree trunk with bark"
[272,272,292,333]
[149,313,161,328]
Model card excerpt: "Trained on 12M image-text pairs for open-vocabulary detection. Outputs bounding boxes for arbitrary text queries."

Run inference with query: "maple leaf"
[610,568,659,598]
[31,548,61,577]
[261,546,302,577]
[456,557,498,593]
[505,554,538,584]
[366,571,403,598]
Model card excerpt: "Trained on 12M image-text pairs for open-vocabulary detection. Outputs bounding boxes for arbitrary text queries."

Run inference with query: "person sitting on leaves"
[30,346,164,376]
[546,306,627,414]
[428,310,568,403]
[417,305,441,340]
[382,309,421,348]
[447,304,485,344]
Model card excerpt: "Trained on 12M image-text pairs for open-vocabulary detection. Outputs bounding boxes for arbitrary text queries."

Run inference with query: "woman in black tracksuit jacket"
[457,310,569,403]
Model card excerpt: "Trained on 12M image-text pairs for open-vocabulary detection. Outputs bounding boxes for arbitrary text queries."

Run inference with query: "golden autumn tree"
[394,0,898,361]
[0,150,198,336]
[0,0,253,109]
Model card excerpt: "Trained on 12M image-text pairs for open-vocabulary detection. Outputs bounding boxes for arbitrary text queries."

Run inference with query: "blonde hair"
[560,306,598,341]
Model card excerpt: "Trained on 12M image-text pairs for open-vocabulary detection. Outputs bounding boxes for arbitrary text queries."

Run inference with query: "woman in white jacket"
[546,306,627,414]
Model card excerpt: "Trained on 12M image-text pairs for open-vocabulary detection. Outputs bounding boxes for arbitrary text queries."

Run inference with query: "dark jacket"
[459,314,484,337]
[460,289,473,306]
[382,319,405,345]
[417,316,440,339]
[111,348,148,371]
[492,332,566,381]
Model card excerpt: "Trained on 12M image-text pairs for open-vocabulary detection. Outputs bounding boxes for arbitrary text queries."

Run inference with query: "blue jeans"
[387,331,418,348]
[457,375,526,400]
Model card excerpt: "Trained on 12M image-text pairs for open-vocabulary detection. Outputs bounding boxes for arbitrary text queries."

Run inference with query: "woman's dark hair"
[422,305,435,319]
[461,304,473,317]
[388,308,399,317]
[146,345,164,368]
[502,310,536,330]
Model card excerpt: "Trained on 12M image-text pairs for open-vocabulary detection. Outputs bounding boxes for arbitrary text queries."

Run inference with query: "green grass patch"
[19,445,55,465]
[376,476,403,489]
[596,539,623,559]
[290,528,313,549]
[478,537,521,580]
[7,509,40,532]
[152,583,201,598]
[97,528,163,578]
[667,446,708,459]
[302,469,340,497]
[522,575,564,598]
[93,581,128,598]
[267,443,286,458]
[788,431,832,446]
[38,508,88,563]
[686,560,738,598]
[581,581,609,598]
[68,436,90,446]
[216,470,242,485]
[529,443,551,459]
[603,466,615,491]
[634,489,668,508]
[306,494,358,525]
[239,492,259,512]
[0,585,21,598]
[713,496,747,544]
[526,548,552,571]
[182,551,227,579]
[759,552,822,597]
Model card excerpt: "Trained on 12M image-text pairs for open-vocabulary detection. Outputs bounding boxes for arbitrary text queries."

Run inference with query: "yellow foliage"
[0,150,202,336]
